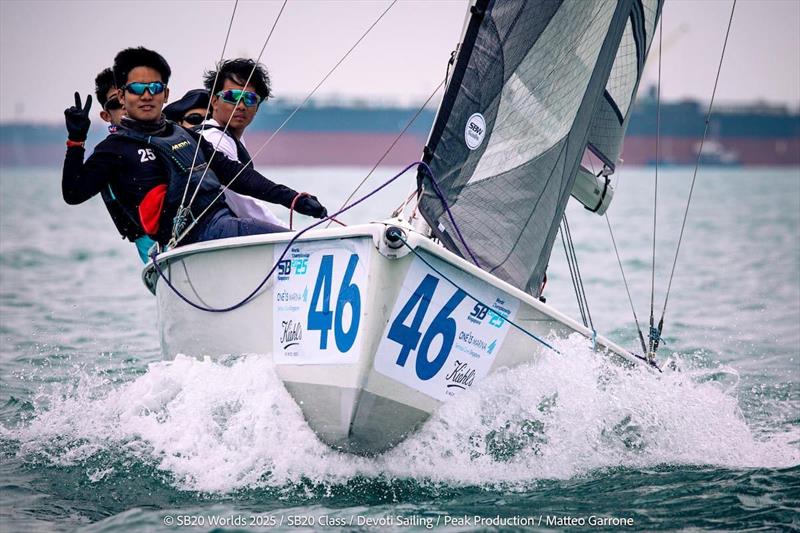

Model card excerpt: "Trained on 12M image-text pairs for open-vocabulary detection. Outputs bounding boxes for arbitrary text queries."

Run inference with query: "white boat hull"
[143,223,638,454]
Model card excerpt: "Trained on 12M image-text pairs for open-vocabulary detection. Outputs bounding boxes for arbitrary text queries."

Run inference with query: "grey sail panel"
[588,0,664,169]
[418,0,635,294]
[418,0,562,205]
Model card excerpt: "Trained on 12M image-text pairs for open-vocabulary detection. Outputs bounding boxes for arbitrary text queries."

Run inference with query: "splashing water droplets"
[3,337,797,493]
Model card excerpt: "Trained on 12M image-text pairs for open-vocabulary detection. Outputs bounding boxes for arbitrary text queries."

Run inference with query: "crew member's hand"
[64,92,92,142]
[294,195,328,219]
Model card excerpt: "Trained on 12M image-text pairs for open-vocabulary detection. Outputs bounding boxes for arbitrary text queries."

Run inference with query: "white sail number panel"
[374,252,519,401]
[272,239,370,365]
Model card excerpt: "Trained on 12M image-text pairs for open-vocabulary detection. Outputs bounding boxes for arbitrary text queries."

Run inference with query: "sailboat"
[144,0,664,455]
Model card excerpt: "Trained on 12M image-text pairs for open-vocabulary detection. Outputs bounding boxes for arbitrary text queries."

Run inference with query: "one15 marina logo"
[276,287,308,303]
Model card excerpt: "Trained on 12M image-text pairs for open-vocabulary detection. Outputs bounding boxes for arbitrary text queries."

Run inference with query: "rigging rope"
[173,0,399,246]
[647,12,663,359]
[152,160,421,312]
[559,223,586,327]
[560,215,593,330]
[154,160,562,354]
[605,211,648,355]
[153,161,477,315]
[327,78,445,228]
[651,0,737,357]
[588,137,646,352]
[173,0,240,244]
[181,0,289,223]
[149,156,659,362]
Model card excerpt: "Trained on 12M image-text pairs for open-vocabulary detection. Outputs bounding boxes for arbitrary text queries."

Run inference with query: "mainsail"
[417,0,663,295]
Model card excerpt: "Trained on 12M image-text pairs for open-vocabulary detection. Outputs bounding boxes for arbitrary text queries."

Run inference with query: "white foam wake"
[4,336,798,493]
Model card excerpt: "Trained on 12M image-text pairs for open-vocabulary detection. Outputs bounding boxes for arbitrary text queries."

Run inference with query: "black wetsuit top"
[62,122,297,242]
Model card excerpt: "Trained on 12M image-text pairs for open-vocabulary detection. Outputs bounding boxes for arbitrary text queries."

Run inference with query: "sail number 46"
[387,274,466,380]
[307,253,361,352]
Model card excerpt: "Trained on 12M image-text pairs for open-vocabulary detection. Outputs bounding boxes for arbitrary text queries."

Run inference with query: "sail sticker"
[464,113,486,150]
[273,238,371,365]
[374,251,519,401]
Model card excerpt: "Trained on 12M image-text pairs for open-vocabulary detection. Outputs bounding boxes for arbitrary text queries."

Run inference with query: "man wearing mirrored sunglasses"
[62,47,327,253]
[93,67,157,262]
[95,67,125,128]
[199,58,287,228]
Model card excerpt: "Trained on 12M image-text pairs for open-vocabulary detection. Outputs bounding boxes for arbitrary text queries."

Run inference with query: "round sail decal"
[464,113,486,150]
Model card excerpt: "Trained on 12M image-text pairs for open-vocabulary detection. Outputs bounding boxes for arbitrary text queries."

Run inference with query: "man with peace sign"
[61,46,327,256]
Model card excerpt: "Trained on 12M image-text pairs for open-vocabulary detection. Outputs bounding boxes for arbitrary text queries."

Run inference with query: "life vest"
[100,183,144,242]
[112,123,225,245]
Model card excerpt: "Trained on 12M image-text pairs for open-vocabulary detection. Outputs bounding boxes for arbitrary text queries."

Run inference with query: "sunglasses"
[182,113,206,126]
[215,89,261,107]
[122,81,166,96]
[103,98,123,111]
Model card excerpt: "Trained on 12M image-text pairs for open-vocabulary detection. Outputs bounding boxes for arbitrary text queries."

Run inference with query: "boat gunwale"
[142,222,641,366]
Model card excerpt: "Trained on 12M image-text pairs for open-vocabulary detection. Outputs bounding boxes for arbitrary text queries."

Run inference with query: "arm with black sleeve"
[61,91,113,205]
[199,137,327,219]
[62,138,126,205]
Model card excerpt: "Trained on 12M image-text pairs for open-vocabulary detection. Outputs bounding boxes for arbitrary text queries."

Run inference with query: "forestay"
[417,0,664,295]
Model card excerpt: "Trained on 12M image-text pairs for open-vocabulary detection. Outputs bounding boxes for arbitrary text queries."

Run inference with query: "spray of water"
[3,335,798,493]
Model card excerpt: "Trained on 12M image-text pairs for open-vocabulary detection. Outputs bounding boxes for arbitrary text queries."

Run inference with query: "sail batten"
[418,0,663,295]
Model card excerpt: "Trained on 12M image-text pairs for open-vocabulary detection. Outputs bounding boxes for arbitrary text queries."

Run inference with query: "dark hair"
[113,46,171,87]
[203,58,271,101]
[94,68,116,107]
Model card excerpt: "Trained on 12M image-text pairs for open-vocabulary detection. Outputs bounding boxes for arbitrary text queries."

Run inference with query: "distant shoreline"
[2,99,798,167]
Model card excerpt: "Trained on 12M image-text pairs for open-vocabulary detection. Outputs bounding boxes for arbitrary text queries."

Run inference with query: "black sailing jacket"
[62,121,298,244]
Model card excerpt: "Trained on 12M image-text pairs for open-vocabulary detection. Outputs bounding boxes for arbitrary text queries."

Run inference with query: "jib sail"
[587,0,663,170]
[417,0,663,295]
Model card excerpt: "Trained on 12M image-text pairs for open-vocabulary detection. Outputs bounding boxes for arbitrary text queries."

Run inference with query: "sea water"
[1,166,798,531]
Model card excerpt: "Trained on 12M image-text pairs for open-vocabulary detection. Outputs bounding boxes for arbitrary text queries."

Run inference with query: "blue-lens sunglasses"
[216,89,261,107]
[122,81,166,96]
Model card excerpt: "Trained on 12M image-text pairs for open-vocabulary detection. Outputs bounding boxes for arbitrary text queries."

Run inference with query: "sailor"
[94,68,125,128]
[62,47,327,253]
[200,58,286,228]
[93,67,156,262]
[163,88,209,129]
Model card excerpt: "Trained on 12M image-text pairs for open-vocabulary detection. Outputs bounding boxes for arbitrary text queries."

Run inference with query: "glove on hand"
[294,195,328,219]
[64,92,92,142]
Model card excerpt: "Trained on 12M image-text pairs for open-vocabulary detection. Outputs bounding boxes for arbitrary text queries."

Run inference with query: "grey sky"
[1,0,798,124]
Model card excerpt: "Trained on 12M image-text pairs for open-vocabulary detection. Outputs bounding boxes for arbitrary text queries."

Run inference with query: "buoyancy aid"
[100,183,145,242]
[99,123,146,242]
[112,123,225,245]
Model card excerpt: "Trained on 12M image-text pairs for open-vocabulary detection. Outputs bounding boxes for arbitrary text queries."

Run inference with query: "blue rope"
[398,236,560,355]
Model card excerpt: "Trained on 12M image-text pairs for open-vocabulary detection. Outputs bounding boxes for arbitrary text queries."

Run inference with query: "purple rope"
[152,161,479,312]
[153,161,428,312]
[417,161,481,267]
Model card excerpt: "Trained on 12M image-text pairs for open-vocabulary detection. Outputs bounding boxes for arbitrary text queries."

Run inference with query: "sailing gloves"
[294,195,328,219]
[64,92,92,142]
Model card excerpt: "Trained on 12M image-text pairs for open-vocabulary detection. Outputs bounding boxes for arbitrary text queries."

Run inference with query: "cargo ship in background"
[1,87,798,168]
